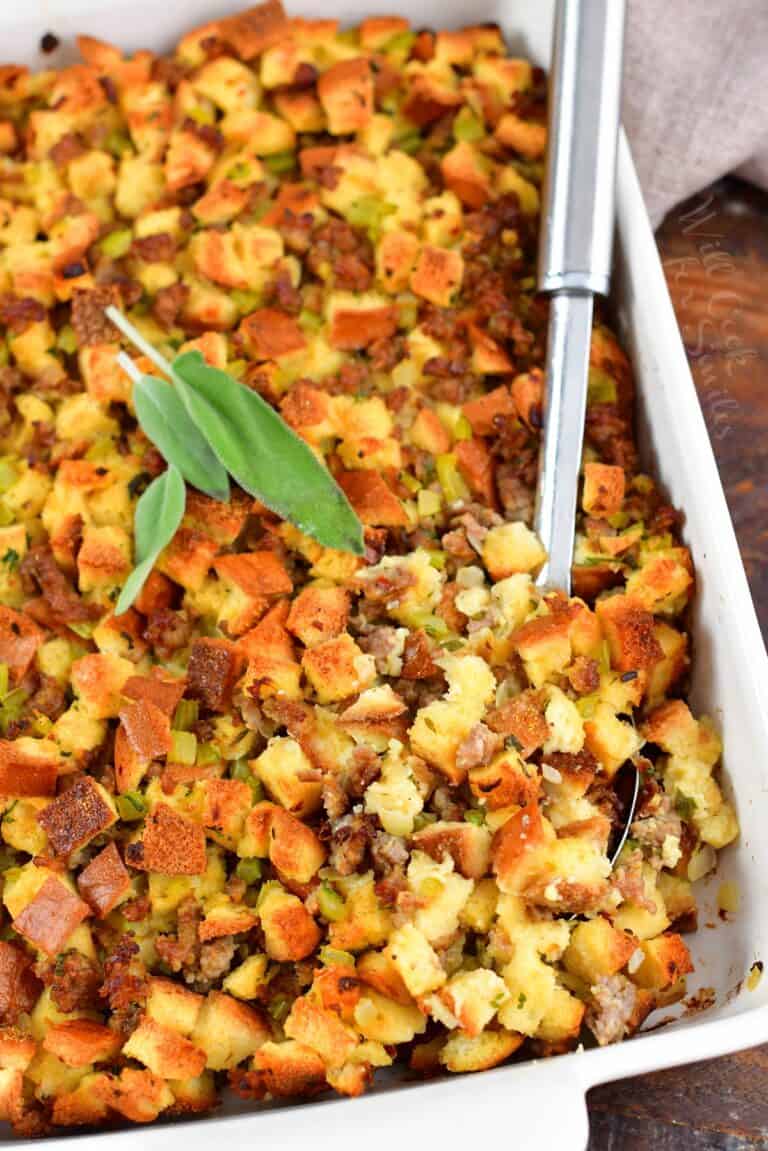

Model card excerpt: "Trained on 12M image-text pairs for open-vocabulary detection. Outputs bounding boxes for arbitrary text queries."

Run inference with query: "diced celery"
[317,882,345,922]
[318,946,355,967]
[68,621,95,639]
[231,758,264,802]
[196,742,220,766]
[170,730,197,765]
[453,414,473,441]
[264,151,296,175]
[396,132,422,155]
[188,105,215,126]
[384,29,416,56]
[56,324,78,354]
[426,549,446,570]
[236,858,263,885]
[105,131,131,157]
[436,452,470,503]
[413,811,437,831]
[172,699,199,731]
[346,196,396,238]
[116,791,147,822]
[587,367,618,405]
[99,228,133,260]
[231,289,261,314]
[0,504,14,528]
[0,664,8,698]
[453,106,484,143]
[399,471,421,495]
[298,309,323,333]
[465,809,486,826]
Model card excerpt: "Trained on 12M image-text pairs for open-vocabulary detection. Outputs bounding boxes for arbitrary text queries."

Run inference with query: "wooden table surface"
[586,177,768,1149]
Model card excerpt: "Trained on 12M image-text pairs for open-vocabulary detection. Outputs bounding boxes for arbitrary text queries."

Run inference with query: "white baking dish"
[2,0,768,1147]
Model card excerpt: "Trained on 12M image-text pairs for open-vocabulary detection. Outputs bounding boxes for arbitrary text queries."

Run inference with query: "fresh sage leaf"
[133,374,229,501]
[172,351,364,555]
[115,464,186,615]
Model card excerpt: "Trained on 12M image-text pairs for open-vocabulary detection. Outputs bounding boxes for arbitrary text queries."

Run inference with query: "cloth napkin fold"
[622,0,768,226]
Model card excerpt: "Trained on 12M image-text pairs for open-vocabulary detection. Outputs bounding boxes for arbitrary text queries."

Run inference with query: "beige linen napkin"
[622,0,768,226]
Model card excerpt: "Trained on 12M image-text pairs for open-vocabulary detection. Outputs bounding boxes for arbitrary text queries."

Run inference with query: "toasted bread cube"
[584,702,644,778]
[356,950,414,1006]
[495,113,546,158]
[582,463,625,515]
[252,737,322,818]
[564,918,637,983]
[146,977,204,1037]
[492,801,551,893]
[126,804,207,875]
[258,884,322,961]
[70,653,133,719]
[613,866,670,940]
[440,1029,523,1073]
[241,802,325,882]
[626,549,694,613]
[199,894,258,941]
[123,1019,207,1080]
[338,471,407,528]
[223,954,269,1000]
[409,653,496,784]
[469,747,540,810]
[284,996,357,1070]
[168,1071,218,1115]
[410,245,463,308]
[441,141,491,208]
[118,698,172,763]
[377,230,419,294]
[641,700,721,765]
[51,1071,112,1127]
[286,585,350,649]
[77,523,131,594]
[354,990,427,1045]
[37,776,116,859]
[0,1032,36,1073]
[302,633,375,704]
[483,521,546,580]
[434,968,509,1036]
[596,594,663,675]
[511,614,572,688]
[468,325,514,375]
[411,820,491,880]
[631,933,694,991]
[318,58,373,134]
[77,842,131,917]
[199,778,252,844]
[186,637,245,712]
[43,1020,121,1068]
[0,942,41,1027]
[462,385,516,437]
[250,1039,327,1097]
[385,924,446,998]
[13,875,90,957]
[191,992,270,1070]
[239,307,306,360]
[0,739,59,798]
[0,1067,23,1122]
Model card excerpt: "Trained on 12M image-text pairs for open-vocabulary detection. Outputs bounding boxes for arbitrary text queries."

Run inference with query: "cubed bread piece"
[582,463,625,515]
[258,884,321,961]
[302,633,375,704]
[70,653,133,719]
[385,924,446,998]
[191,992,270,1070]
[37,776,117,858]
[145,977,204,1038]
[123,1019,207,1080]
[511,613,572,688]
[250,1039,327,1098]
[596,594,663,674]
[337,471,407,528]
[13,876,90,956]
[241,802,325,882]
[317,58,373,135]
[411,820,491,880]
[0,942,42,1021]
[433,968,509,1036]
[118,699,172,761]
[43,1020,121,1068]
[354,990,427,1044]
[252,737,323,817]
[199,894,258,941]
[356,950,414,1006]
[564,918,637,983]
[126,804,207,875]
[283,996,357,1070]
[631,933,693,991]
[482,521,547,580]
[286,585,350,648]
[186,638,245,712]
[0,739,59,797]
[469,748,540,810]
[439,1029,523,1073]
[77,842,131,917]
[410,245,463,307]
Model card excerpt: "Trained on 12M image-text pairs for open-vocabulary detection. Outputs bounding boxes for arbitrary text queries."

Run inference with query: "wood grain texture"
[586,177,768,1148]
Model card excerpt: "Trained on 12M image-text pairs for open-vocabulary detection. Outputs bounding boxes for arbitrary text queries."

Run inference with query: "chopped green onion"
[267,994,291,1022]
[436,453,470,503]
[116,791,147,822]
[170,730,197,765]
[172,699,199,731]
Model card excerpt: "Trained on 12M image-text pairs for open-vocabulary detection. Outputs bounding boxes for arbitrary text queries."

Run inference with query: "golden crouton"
[564,918,637,983]
[582,463,625,515]
[13,876,90,957]
[286,585,350,647]
[252,738,322,818]
[258,884,322,961]
[302,633,375,704]
[43,1021,121,1069]
[37,776,117,858]
[70,653,134,719]
[0,739,59,798]
[410,245,464,308]
[126,804,208,876]
[190,992,269,1070]
[76,843,131,917]
[317,59,373,135]
[284,996,357,1070]
[250,1039,327,1097]
[441,142,491,208]
[440,1029,523,1073]
[631,933,693,991]
[411,820,491,880]
[123,1019,207,1081]
[596,593,663,674]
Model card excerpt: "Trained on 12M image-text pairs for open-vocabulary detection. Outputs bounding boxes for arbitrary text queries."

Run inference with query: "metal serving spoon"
[534,0,638,860]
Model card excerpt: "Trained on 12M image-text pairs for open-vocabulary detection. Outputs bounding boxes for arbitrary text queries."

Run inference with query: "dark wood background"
[586,178,768,1149]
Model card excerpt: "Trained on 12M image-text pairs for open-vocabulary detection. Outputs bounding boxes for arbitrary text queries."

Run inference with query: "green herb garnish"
[107,307,363,613]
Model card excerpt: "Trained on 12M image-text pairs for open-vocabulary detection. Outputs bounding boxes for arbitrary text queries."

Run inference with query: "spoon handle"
[535,0,625,593]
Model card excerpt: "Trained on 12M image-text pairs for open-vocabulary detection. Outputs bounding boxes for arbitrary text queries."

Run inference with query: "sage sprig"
[172,351,364,555]
[133,375,230,502]
[107,306,364,613]
[114,465,185,616]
